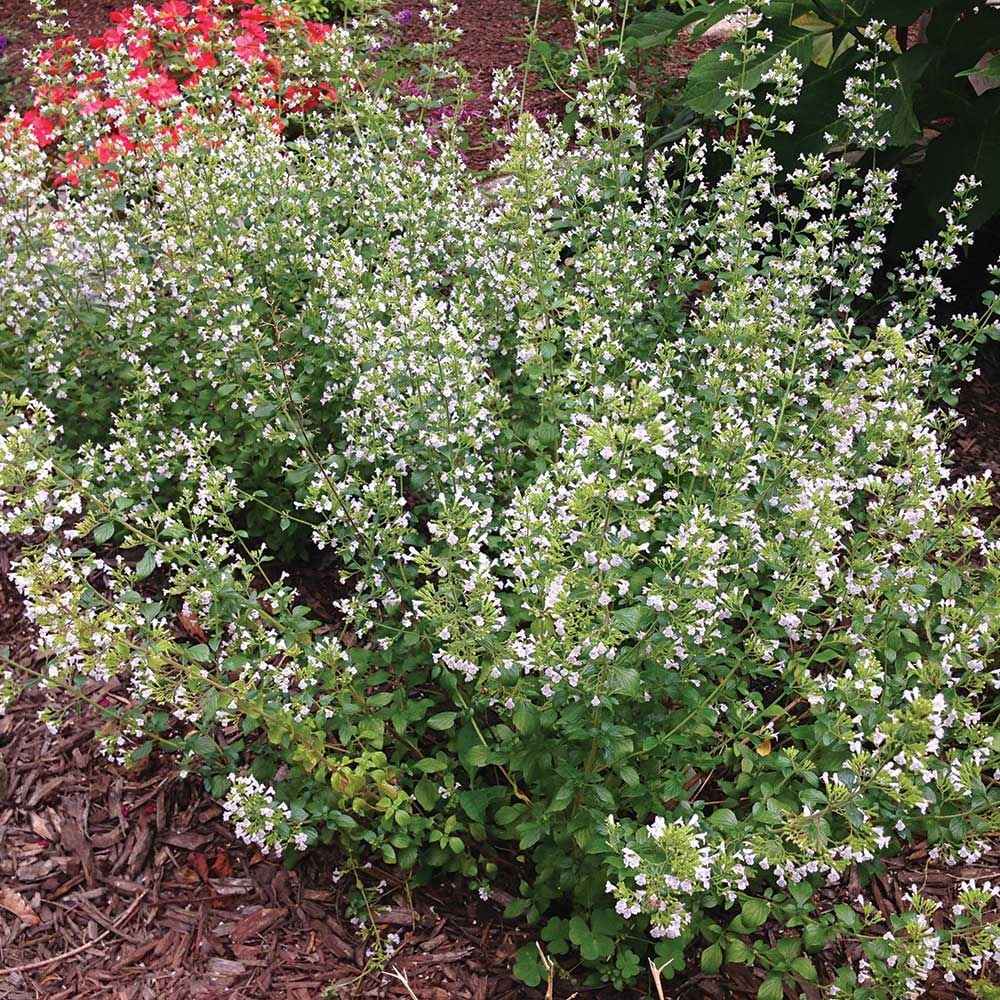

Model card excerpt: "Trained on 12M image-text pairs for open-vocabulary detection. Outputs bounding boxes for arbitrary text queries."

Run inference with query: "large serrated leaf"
[879,45,936,147]
[683,25,813,115]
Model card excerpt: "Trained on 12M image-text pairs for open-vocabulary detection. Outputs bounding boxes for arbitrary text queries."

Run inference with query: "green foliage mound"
[3,3,1000,994]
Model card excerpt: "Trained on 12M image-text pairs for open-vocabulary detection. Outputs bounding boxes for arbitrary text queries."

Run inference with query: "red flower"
[304,21,331,45]
[139,71,180,106]
[23,109,56,146]
[96,135,120,164]
[10,0,349,188]
[238,6,269,27]
[90,25,127,50]
[158,123,181,149]
[114,130,136,153]
[41,84,76,105]
[188,47,216,70]
[128,36,153,62]
[194,9,220,38]
[77,96,103,115]
[233,32,263,63]
[159,0,190,17]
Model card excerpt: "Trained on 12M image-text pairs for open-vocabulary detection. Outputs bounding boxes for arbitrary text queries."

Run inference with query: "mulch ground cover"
[1,0,1000,997]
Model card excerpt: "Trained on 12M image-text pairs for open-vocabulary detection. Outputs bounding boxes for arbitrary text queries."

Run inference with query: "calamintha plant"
[2,2,1000,995]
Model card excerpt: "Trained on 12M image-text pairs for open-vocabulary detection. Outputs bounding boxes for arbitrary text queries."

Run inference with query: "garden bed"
[2,1,1000,998]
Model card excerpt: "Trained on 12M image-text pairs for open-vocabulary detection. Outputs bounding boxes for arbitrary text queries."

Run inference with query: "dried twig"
[385,966,420,999]
[0,890,148,977]
[535,941,556,1000]
[649,956,673,1000]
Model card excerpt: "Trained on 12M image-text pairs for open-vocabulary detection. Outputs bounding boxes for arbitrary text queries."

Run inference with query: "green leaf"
[701,942,723,974]
[803,922,828,951]
[940,567,962,597]
[894,91,1000,247]
[834,903,860,929]
[459,786,506,824]
[789,880,813,906]
[567,914,590,946]
[512,944,545,987]
[134,548,157,580]
[605,664,641,697]
[880,45,936,147]
[684,25,812,115]
[499,804,531,831]
[92,522,115,544]
[791,955,817,981]
[618,764,640,787]
[188,733,218,758]
[546,780,576,814]
[726,938,753,964]
[611,604,653,635]
[758,975,784,1000]
[625,3,741,49]
[740,898,770,930]
[769,54,860,163]
[512,701,539,735]
[958,53,1000,81]
[414,778,439,811]
[427,711,458,730]
[464,743,494,768]
[590,908,624,937]
[415,757,448,773]
[708,808,740,831]
[186,644,213,663]
[129,740,153,763]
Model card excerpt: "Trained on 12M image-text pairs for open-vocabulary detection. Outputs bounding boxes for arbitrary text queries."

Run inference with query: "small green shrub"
[3,1,1000,994]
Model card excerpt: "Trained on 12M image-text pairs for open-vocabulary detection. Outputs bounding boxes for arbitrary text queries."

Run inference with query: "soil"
[1,1,999,998]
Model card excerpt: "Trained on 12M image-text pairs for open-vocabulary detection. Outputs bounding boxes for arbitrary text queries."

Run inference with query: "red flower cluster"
[15,0,341,186]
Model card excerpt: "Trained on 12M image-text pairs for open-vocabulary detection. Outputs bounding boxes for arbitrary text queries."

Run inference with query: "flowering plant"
[3,4,1000,995]
[18,0,347,186]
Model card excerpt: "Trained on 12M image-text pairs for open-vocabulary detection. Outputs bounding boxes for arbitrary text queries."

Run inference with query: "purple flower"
[0,34,9,57]
[395,8,414,26]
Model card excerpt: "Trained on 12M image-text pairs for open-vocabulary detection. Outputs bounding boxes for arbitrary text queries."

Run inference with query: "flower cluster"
[222,773,308,855]
[606,815,719,939]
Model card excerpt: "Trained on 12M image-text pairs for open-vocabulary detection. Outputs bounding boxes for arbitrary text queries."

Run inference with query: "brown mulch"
[954,345,1000,520]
